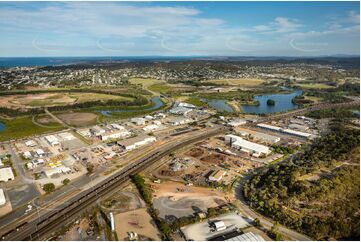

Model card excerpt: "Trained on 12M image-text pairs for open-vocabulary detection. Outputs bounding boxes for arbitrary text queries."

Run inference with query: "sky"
[0,1,359,57]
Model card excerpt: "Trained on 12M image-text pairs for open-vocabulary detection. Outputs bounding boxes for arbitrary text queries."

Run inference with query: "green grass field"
[148,84,171,94]
[0,117,64,141]
[185,97,207,107]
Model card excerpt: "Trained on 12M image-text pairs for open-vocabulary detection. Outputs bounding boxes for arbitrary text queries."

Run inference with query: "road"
[0,127,225,240]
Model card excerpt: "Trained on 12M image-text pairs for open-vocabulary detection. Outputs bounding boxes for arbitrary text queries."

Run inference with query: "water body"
[0,57,204,68]
[100,96,164,116]
[201,99,234,113]
[241,90,303,114]
[0,122,5,132]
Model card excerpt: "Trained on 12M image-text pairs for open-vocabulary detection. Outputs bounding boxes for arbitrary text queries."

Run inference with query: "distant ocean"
[0,56,196,68]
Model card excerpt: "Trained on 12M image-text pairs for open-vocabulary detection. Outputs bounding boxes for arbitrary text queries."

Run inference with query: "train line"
[1,127,224,241]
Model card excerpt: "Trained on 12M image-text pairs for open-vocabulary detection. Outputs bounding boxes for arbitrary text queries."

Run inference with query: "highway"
[0,127,225,241]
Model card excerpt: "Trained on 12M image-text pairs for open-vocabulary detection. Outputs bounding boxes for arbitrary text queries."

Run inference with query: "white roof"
[282,128,313,138]
[45,135,59,143]
[0,167,14,182]
[225,232,265,241]
[110,123,125,130]
[257,123,282,131]
[0,189,5,206]
[212,220,226,229]
[36,149,45,155]
[226,134,270,154]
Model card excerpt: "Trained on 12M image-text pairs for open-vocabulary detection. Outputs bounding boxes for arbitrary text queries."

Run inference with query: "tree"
[267,99,275,106]
[43,183,55,194]
[253,218,261,227]
[86,163,94,174]
[207,207,217,217]
[62,178,70,185]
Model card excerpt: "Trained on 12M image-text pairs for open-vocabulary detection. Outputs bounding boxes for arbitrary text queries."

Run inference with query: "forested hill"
[243,123,360,240]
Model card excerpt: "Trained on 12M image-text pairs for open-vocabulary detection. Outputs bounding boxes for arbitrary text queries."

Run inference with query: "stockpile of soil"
[186,147,206,158]
[200,153,228,164]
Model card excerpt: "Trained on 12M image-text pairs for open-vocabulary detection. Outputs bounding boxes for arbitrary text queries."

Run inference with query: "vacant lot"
[152,181,228,220]
[56,112,98,126]
[206,78,265,87]
[114,208,161,241]
[0,92,132,109]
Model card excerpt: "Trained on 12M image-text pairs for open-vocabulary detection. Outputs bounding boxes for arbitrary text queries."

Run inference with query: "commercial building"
[35,149,45,157]
[44,135,60,146]
[44,166,71,178]
[0,167,15,182]
[178,102,196,109]
[117,135,156,151]
[252,132,280,144]
[225,134,270,157]
[109,123,125,130]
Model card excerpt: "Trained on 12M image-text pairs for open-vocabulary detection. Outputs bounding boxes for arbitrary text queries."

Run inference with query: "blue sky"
[0,1,359,57]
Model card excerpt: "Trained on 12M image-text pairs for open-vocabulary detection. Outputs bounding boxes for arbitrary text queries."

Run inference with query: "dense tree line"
[243,124,360,240]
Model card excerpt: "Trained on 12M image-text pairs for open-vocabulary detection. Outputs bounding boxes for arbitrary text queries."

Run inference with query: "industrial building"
[143,124,160,132]
[208,170,227,182]
[257,123,316,139]
[130,117,147,126]
[0,189,6,206]
[0,167,15,182]
[169,117,193,126]
[44,135,60,146]
[100,129,131,141]
[227,119,247,127]
[209,231,265,241]
[117,135,156,151]
[169,106,193,115]
[90,126,106,136]
[225,134,271,157]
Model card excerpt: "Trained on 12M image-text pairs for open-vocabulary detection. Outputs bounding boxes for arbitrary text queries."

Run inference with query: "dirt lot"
[114,208,161,241]
[0,93,76,108]
[152,181,230,220]
[56,112,98,126]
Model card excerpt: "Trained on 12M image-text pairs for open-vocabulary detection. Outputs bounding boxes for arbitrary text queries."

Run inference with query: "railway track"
[1,127,224,241]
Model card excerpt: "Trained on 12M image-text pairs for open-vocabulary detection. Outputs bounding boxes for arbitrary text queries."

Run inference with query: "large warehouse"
[225,134,270,157]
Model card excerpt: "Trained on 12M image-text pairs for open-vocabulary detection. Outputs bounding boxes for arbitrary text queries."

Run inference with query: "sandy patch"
[114,208,161,241]
[56,112,98,126]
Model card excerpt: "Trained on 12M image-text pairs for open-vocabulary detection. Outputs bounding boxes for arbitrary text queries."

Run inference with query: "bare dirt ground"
[152,181,230,220]
[114,208,161,241]
[0,93,75,108]
[56,112,98,126]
